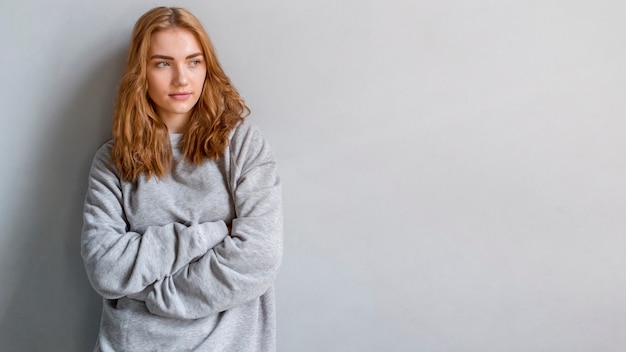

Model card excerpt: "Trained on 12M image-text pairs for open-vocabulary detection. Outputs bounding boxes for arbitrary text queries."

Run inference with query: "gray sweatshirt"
[81,120,283,351]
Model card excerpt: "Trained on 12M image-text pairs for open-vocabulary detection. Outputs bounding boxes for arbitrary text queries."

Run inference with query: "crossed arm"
[81,148,230,300]
[81,123,283,319]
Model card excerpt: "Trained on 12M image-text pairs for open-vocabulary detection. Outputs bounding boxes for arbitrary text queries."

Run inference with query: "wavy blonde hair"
[112,6,249,182]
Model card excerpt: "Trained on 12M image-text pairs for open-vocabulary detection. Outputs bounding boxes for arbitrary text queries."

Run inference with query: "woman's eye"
[190,60,201,66]
[156,61,169,67]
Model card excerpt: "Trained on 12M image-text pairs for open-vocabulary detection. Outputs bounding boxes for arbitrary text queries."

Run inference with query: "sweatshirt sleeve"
[138,122,284,319]
[81,144,229,300]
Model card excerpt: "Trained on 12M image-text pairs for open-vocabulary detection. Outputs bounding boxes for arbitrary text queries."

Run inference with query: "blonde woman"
[81,6,283,351]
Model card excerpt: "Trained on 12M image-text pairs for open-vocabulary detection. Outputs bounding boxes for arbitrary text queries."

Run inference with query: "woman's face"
[146,28,207,132]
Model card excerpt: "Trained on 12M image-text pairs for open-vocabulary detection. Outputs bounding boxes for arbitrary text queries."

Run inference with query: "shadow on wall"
[0,45,126,351]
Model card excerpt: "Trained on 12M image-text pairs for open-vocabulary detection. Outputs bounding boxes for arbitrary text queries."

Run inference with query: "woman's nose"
[173,66,189,86]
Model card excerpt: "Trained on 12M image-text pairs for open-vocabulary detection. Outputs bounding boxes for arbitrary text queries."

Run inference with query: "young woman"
[81,7,283,351]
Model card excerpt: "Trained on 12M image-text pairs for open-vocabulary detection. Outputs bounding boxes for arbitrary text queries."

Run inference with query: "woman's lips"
[169,92,192,100]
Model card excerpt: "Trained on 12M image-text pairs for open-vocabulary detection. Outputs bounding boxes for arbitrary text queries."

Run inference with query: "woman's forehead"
[149,28,203,57]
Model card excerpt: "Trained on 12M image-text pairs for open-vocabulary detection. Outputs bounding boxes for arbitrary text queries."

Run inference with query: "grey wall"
[1,1,625,351]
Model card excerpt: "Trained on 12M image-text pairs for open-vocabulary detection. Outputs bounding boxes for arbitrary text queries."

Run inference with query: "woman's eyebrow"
[150,53,203,60]
[150,54,173,60]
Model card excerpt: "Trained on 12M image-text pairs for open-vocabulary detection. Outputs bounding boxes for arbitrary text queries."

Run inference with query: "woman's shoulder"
[89,139,117,174]
[230,117,261,138]
[229,117,271,150]
[228,117,275,166]
[92,139,114,161]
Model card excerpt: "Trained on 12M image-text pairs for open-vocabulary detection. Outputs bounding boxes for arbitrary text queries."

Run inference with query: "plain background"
[1,0,625,351]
